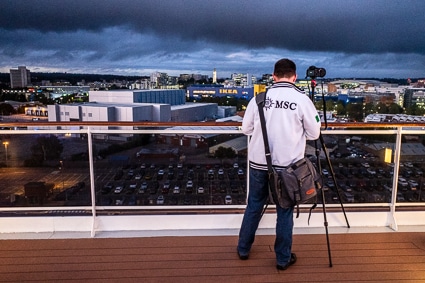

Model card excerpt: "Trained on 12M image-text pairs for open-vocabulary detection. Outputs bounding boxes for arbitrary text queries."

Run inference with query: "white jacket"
[242,82,321,170]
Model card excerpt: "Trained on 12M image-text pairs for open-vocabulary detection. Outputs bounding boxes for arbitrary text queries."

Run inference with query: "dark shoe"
[237,250,249,260]
[276,253,297,270]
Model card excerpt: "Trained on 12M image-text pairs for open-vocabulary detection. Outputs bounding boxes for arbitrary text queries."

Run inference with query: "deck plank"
[0,232,424,282]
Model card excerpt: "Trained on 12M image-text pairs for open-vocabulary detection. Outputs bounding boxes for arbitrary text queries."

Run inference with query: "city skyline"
[1,1,425,79]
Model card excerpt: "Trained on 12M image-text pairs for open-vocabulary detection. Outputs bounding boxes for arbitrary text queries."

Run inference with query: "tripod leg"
[314,139,333,267]
[308,78,350,228]
[319,134,350,228]
[320,180,333,267]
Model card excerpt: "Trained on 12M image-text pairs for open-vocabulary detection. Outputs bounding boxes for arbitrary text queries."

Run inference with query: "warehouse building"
[48,89,219,124]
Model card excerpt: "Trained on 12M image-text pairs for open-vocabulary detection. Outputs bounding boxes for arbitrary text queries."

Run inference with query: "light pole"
[59,160,66,201]
[59,160,64,189]
[3,141,9,167]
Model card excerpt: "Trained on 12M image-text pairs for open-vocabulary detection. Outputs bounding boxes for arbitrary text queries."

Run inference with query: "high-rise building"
[404,88,425,108]
[10,66,31,88]
[213,68,217,84]
[230,73,257,87]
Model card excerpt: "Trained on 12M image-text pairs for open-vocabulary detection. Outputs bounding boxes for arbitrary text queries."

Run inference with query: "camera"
[306,66,326,78]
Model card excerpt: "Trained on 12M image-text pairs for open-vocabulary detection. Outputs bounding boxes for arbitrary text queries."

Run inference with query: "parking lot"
[320,144,425,204]
[96,161,247,206]
[1,134,425,207]
[93,137,425,207]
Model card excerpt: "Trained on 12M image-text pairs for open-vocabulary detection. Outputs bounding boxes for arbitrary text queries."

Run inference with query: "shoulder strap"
[256,91,266,106]
[257,90,276,214]
[256,90,273,174]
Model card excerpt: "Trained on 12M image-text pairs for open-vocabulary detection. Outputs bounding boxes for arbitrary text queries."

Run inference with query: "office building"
[9,66,31,88]
[403,88,425,108]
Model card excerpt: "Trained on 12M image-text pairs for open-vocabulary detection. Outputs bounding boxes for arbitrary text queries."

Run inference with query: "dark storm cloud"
[0,0,424,77]
[2,0,424,54]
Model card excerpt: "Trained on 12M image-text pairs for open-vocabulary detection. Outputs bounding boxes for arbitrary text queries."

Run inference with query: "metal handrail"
[1,120,425,127]
[1,120,425,235]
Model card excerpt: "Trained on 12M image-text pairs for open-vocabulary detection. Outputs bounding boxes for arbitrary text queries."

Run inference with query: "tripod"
[308,76,350,267]
[257,77,350,268]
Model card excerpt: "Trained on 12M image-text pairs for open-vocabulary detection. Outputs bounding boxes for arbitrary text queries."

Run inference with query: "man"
[237,58,321,270]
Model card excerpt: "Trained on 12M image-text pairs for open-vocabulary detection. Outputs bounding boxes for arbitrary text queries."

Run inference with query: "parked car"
[102,182,113,194]
[163,180,170,189]
[138,182,148,194]
[114,185,124,194]
[157,169,165,180]
[398,177,408,187]
[128,183,137,194]
[156,195,164,205]
[208,169,214,179]
[218,168,224,179]
[225,195,232,205]
[173,186,180,194]
[186,181,193,194]
[237,169,244,179]
[408,179,419,189]
[129,183,137,189]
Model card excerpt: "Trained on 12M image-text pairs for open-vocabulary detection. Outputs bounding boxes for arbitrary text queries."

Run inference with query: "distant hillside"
[0,72,143,85]
[0,72,417,86]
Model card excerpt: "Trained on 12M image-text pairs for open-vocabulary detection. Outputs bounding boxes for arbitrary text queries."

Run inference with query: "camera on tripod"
[306,66,326,79]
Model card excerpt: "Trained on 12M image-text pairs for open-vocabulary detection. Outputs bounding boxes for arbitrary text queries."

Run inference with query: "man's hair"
[273,58,296,78]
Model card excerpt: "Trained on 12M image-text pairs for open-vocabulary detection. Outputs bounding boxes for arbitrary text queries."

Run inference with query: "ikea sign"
[188,86,254,99]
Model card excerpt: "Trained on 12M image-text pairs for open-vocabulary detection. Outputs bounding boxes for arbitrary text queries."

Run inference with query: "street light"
[59,160,64,190]
[58,160,67,201]
[2,141,8,166]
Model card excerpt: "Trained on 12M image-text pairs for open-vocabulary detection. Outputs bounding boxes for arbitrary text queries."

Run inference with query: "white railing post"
[87,126,97,237]
[389,126,403,231]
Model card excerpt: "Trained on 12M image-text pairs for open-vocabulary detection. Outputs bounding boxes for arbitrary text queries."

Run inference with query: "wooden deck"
[1,230,425,282]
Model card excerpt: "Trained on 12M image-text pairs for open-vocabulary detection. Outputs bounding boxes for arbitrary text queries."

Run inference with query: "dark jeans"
[237,167,294,265]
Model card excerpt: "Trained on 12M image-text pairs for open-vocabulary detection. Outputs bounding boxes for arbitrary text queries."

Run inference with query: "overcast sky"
[1,0,425,79]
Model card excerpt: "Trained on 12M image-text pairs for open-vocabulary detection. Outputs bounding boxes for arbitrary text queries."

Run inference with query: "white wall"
[81,105,114,122]
[89,91,134,103]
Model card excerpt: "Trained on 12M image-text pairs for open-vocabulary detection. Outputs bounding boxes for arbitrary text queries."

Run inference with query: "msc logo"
[264,98,297,111]
[276,100,297,110]
[264,97,274,110]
